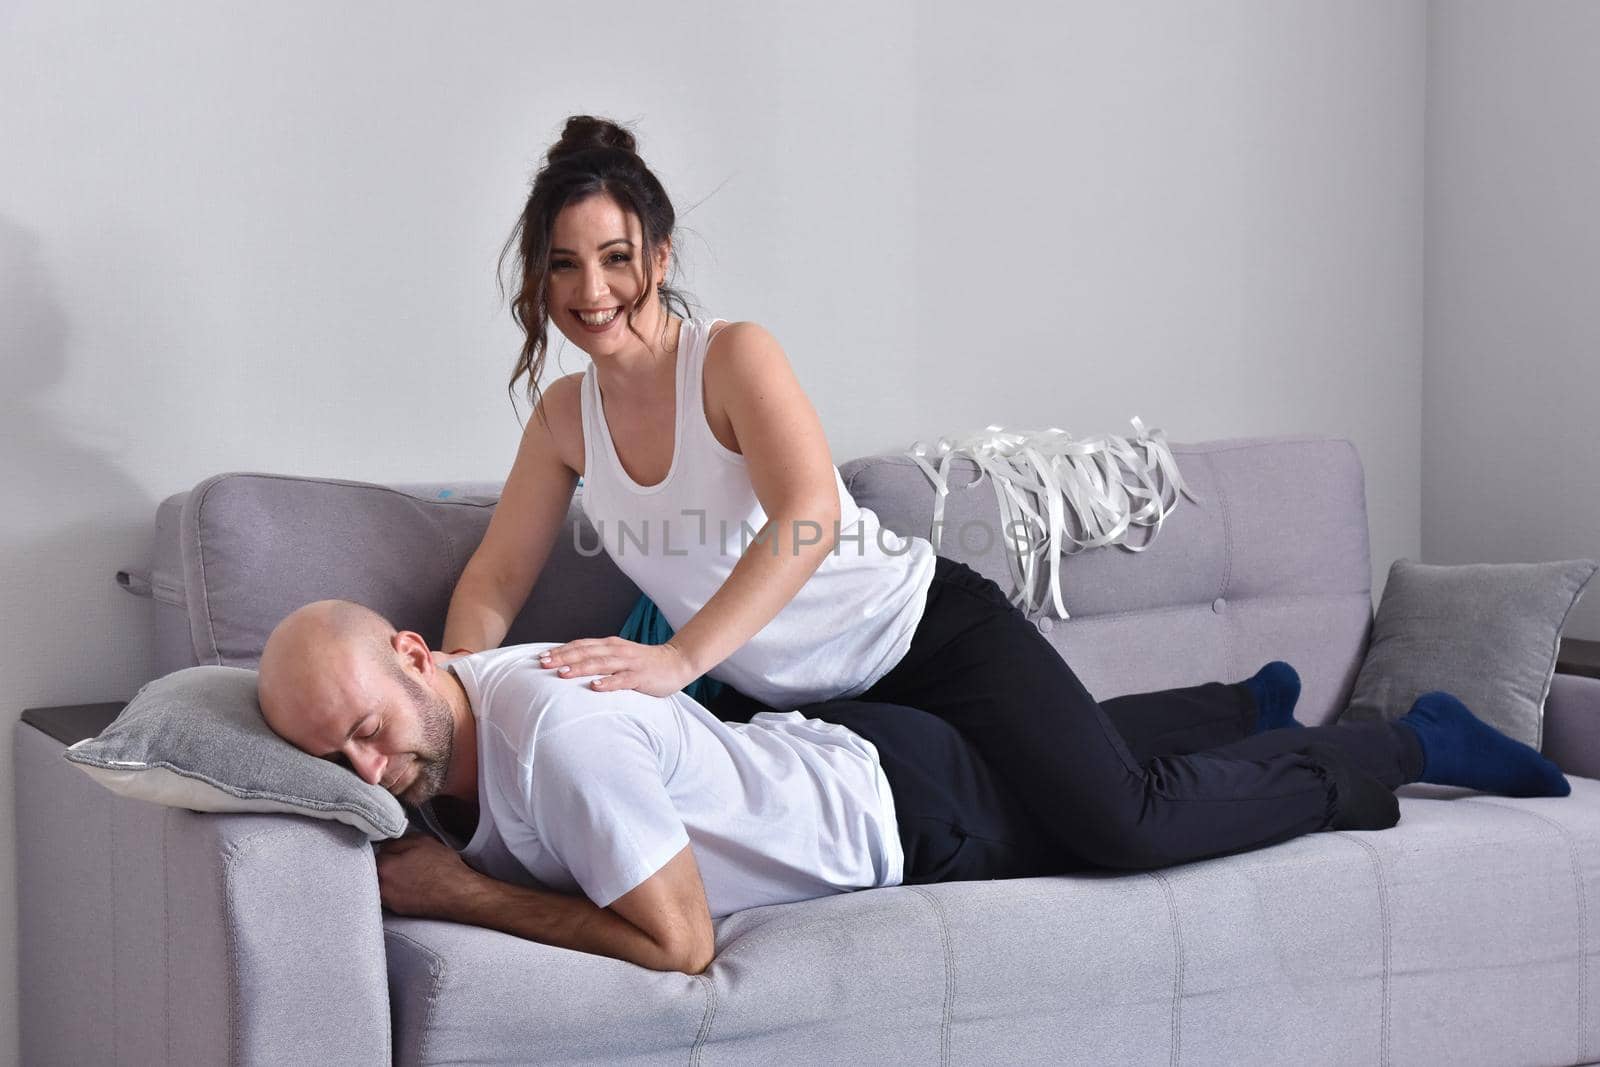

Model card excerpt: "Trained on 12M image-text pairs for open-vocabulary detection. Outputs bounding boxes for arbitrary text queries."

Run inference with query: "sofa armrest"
[1545,672,1600,780]
[16,714,391,1066]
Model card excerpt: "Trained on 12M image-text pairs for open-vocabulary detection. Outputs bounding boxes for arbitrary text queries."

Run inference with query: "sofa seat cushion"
[384,778,1600,1067]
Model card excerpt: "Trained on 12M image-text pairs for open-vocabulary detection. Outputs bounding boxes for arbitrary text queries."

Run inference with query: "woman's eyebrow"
[549,238,634,255]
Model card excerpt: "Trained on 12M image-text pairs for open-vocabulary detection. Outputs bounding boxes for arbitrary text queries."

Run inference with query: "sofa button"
[1212,597,1226,614]
[1037,616,1055,634]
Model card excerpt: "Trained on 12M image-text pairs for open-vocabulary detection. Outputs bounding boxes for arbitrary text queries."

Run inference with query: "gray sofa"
[16,434,1600,1066]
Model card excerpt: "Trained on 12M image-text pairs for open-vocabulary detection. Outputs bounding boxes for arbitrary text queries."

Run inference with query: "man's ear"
[393,630,435,678]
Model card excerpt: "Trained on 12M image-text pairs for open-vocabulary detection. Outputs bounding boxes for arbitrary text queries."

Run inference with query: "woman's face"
[546,193,671,357]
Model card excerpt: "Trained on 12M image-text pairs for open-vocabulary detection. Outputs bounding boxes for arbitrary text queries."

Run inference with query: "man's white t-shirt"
[432,644,904,919]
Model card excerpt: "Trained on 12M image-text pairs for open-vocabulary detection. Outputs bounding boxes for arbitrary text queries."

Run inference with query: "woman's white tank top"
[578,316,936,709]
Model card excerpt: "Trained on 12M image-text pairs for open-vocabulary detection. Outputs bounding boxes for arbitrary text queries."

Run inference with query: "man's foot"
[1241,661,1303,734]
[1396,691,1571,798]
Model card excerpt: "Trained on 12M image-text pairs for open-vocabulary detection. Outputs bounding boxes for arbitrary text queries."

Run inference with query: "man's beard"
[394,670,455,806]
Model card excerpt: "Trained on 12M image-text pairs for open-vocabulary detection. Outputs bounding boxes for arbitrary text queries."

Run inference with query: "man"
[260,600,958,974]
[258,600,1569,975]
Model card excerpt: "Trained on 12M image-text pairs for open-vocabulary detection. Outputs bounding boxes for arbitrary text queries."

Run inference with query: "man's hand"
[394,841,717,974]
[538,638,698,697]
[376,835,483,918]
[435,844,716,979]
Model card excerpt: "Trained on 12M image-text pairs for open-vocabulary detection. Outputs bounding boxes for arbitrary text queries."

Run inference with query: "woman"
[443,115,931,712]
[442,115,1568,877]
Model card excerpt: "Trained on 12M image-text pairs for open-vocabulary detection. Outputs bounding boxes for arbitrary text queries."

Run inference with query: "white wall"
[0,2,1425,1059]
[1424,0,1600,638]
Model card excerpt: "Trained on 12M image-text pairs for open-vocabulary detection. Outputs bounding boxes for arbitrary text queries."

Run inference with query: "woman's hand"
[539,638,698,697]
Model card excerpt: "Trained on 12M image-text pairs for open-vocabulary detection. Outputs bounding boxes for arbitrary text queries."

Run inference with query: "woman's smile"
[573,306,623,333]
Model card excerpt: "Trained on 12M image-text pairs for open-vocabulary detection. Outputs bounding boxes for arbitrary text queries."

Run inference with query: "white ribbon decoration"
[906,417,1198,620]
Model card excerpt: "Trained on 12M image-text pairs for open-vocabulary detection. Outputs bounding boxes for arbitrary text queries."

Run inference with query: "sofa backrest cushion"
[172,474,639,669]
[841,435,1373,725]
[145,434,1372,726]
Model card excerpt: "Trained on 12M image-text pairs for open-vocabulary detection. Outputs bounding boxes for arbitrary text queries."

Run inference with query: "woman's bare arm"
[661,322,841,676]
[442,374,583,654]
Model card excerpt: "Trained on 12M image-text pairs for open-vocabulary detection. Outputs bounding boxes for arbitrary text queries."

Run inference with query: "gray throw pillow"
[1342,558,1599,748]
[64,665,407,840]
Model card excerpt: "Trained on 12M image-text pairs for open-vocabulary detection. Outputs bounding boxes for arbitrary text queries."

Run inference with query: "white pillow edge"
[68,761,399,842]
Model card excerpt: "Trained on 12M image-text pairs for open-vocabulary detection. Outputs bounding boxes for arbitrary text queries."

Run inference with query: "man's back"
[437,644,905,917]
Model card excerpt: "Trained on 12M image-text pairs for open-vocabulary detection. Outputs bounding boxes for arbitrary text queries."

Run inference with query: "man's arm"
[376,835,716,974]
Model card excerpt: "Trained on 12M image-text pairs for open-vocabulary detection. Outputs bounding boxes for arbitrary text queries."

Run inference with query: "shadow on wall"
[0,211,176,1067]
[0,212,158,704]
[0,209,163,1067]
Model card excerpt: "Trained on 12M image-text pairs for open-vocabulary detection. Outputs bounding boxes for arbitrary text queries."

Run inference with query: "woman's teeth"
[577,308,619,326]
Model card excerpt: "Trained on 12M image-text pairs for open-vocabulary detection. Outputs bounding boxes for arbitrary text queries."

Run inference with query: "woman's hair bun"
[547,115,638,163]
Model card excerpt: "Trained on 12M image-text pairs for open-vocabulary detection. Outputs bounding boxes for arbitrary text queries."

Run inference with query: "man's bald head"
[258,599,396,741]
[257,599,463,804]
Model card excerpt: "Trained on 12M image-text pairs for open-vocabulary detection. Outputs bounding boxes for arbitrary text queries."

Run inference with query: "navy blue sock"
[1396,691,1571,798]
[1241,661,1303,734]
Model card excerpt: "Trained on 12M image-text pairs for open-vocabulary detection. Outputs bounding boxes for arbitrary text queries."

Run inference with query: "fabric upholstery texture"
[375,782,1600,1066]
[169,474,640,671]
[1342,558,1599,747]
[17,719,392,1067]
[20,434,1599,1065]
[1547,672,1600,780]
[63,664,407,839]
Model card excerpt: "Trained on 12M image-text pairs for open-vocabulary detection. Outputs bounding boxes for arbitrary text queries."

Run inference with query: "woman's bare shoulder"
[530,371,587,473]
[702,321,797,410]
[701,319,829,465]
[540,369,587,404]
[704,320,787,371]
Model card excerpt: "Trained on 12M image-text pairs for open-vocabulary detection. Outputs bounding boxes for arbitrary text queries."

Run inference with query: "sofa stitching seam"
[907,885,954,1067]
[187,470,501,505]
[1331,831,1391,1066]
[1459,797,1591,1063]
[414,501,459,597]
[163,810,172,1066]
[110,797,119,1067]
[366,845,398,1065]
[221,827,375,1064]
[1205,450,1235,679]
[221,835,243,1066]
[1146,870,1183,1066]
[844,462,865,497]
[688,970,718,1065]
[1066,591,1373,626]
[1537,564,1600,751]
[190,479,225,665]
[383,928,445,1066]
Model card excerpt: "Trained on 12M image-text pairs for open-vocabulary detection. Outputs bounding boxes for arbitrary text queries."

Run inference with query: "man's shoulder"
[451,644,557,694]
[467,650,676,737]
[523,691,687,799]
[531,684,684,748]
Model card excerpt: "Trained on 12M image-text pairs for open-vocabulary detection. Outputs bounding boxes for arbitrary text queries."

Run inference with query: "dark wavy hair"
[499,115,695,415]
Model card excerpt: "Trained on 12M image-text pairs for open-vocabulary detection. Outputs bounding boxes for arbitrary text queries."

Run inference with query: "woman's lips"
[573,307,622,334]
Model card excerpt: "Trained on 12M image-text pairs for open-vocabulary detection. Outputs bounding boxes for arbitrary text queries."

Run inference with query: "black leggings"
[722,556,1422,879]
